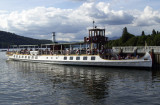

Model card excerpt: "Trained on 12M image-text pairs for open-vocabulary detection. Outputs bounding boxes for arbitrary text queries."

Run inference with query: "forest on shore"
[107,27,160,48]
[0,31,52,48]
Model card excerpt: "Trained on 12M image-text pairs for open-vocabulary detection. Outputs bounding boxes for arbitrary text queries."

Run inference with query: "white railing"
[112,46,160,53]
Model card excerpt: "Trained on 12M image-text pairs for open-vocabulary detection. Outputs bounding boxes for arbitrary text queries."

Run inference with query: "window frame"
[83,56,87,60]
[91,56,96,60]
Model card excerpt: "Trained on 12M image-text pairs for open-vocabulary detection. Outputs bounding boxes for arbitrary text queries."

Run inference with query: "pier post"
[119,48,123,54]
[159,54,160,65]
[150,49,154,66]
[158,54,160,65]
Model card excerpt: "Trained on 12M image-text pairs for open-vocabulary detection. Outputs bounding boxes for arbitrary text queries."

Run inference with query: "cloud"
[0,2,159,41]
[133,6,160,26]
[75,2,134,25]
[0,7,86,39]
[69,0,96,2]
[0,10,8,14]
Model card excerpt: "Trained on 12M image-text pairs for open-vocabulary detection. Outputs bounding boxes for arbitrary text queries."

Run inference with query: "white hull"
[7,52,152,68]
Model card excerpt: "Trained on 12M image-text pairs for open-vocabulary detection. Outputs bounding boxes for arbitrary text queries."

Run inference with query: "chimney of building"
[52,32,56,43]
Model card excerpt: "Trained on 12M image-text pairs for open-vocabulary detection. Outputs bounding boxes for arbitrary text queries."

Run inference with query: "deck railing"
[6,49,100,56]
[112,46,160,53]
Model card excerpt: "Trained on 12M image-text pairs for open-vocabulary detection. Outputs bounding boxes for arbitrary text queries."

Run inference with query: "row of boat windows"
[46,56,96,60]
[64,56,96,60]
[14,55,38,59]
[13,55,96,60]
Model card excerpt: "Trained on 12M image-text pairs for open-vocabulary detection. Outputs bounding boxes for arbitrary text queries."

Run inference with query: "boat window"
[83,57,87,60]
[28,56,30,59]
[22,56,24,58]
[51,57,53,59]
[70,57,73,60]
[46,57,48,59]
[91,56,95,60]
[35,56,38,59]
[76,57,80,60]
[64,57,67,60]
[25,56,27,58]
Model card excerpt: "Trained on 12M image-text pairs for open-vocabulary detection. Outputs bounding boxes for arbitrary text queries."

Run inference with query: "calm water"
[1,52,160,105]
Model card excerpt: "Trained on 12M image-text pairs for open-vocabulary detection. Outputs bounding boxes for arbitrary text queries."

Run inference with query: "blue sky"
[0,0,159,11]
[0,0,160,41]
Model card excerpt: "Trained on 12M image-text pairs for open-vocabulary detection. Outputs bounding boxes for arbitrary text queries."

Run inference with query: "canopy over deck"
[19,45,39,47]
[41,42,84,46]
[10,45,39,47]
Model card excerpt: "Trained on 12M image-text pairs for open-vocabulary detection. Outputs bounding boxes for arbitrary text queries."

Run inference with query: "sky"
[0,0,160,41]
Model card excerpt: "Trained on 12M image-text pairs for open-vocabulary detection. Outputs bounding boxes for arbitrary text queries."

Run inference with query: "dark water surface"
[1,52,160,105]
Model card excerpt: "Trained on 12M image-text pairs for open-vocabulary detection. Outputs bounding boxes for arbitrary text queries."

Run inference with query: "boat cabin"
[84,28,108,51]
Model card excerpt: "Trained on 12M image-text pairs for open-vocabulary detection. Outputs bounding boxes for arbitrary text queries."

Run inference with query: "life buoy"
[66,50,70,55]
[86,37,89,42]
[76,50,79,55]
[87,49,90,55]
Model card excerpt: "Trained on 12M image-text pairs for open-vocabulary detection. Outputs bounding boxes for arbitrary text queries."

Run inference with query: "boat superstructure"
[6,25,152,68]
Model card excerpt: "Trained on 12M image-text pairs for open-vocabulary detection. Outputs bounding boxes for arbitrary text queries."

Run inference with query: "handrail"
[112,46,160,53]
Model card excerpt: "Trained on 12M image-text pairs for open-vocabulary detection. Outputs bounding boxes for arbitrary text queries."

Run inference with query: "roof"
[9,42,85,47]
[41,42,85,46]
[89,28,105,31]
[19,45,38,47]
[10,45,38,47]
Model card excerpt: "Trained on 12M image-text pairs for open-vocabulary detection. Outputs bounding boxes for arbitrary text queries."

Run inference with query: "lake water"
[1,52,160,105]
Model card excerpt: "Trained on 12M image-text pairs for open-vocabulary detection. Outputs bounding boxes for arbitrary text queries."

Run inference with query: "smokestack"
[52,32,56,43]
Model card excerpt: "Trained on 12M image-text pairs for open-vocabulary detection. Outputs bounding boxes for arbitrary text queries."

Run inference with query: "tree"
[105,28,160,47]
[121,27,134,43]
[125,37,138,46]
[141,31,145,36]
[152,29,157,35]
[136,36,146,46]
[121,27,128,43]
[153,34,160,46]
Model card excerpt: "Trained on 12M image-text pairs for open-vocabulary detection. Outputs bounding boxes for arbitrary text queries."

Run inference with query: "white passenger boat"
[6,26,152,68]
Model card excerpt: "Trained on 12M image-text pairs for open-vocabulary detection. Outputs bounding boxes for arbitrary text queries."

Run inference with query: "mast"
[52,32,56,43]
[93,20,95,29]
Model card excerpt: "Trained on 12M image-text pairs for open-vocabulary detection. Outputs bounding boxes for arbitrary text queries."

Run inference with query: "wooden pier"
[112,46,160,66]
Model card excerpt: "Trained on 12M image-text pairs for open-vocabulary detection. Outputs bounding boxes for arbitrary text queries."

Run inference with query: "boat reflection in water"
[7,60,156,105]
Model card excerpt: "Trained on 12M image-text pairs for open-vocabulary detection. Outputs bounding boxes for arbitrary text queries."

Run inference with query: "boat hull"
[7,53,152,68]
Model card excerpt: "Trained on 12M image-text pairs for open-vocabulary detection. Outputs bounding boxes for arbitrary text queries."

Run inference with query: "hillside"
[0,31,52,48]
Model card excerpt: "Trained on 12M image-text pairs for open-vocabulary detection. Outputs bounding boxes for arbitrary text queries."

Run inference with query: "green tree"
[106,28,160,47]
[152,29,157,35]
[127,37,139,46]
[141,31,145,36]
[121,27,128,43]
[120,27,134,44]
[154,34,160,46]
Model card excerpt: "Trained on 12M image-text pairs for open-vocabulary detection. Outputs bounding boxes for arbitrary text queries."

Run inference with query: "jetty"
[112,46,160,66]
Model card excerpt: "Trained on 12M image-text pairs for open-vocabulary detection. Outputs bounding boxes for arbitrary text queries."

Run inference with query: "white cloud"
[0,10,8,14]
[76,2,134,25]
[69,0,96,2]
[0,2,159,41]
[133,6,160,26]
[56,33,76,41]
